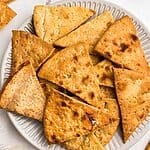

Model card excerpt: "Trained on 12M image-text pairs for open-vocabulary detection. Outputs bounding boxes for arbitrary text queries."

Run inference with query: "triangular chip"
[38,43,100,107]
[33,6,95,44]
[114,68,150,142]
[0,2,16,29]
[0,62,46,121]
[64,98,119,149]
[44,88,100,144]
[94,59,114,87]
[54,11,114,50]
[95,16,149,74]
[12,30,54,73]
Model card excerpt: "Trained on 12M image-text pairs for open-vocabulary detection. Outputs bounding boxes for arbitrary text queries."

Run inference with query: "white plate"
[1,0,150,150]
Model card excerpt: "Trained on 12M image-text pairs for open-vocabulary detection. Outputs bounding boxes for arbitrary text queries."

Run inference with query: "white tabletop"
[0,0,150,150]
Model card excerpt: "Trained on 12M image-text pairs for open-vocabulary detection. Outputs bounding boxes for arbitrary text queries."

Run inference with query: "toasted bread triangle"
[44,88,100,143]
[54,11,114,49]
[95,16,149,74]
[38,43,100,107]
[0,2,16,29]
[12,30,54,73]
[33,6,95,44]
[0,62,46,121]
[114,68,150,142]
[64,98,119,149]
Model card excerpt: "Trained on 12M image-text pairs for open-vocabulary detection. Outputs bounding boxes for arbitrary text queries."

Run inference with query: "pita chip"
[0,62,46,121]
[12,30,54,73]
[33,5,95,44]
[64,98,119,149]
[114,68,150,142]
[44,88,100,144]
[95,16,149,74]
[0,2,16,29]
[54,11,114,50]
[38,43,100,107]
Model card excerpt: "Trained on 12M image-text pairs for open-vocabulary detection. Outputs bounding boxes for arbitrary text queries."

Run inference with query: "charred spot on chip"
[63,14,69,19]
[88,91,95,99]
[105,52,112,58]
[101,73,108,80]
[118,81,128,91]
[107,22,112,27]
[61,101,67,107]
[75,90,82,94]
[105,66,111,71]
[81,115,86,120]
[76,133,80,137]
[130,34,138,41]
[97,74,99,78]
[104,38,108,42]
[56,74,59,78]
[137,63,141,66]
[73,111,79,117]
[114,42,118,46]
[85,62,91,67]
[59,80,63,85]
[120,43,129,52]
[82,75,89,84]
[50,121,53,125]
[72,67,77,72]
[113,40,118,46]
[104,102,108,109]
[109,117,116,123]
[51,134,57,142]
[138,113,144,119]
[73,55,78,61]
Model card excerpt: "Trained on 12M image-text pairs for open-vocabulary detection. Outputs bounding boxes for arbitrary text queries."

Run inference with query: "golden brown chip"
[12,30,54,73]
[33,5,95,44]
[38,43,100,107]
[95,16,149,74]
[44,88,100,144]
[0,62,46,121]
[54,11,114,51]
[114,68,150,142]
[0,2,16,29]
[64,99,119,149]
